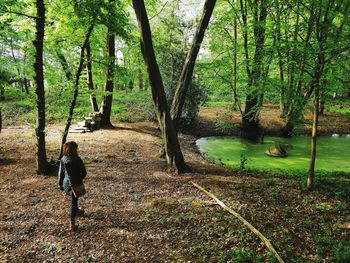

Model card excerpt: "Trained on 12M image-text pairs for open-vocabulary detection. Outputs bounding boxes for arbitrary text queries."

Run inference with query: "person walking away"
[58,141,87,231]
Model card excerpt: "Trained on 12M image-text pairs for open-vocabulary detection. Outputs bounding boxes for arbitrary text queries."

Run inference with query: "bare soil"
[1,110,350,262]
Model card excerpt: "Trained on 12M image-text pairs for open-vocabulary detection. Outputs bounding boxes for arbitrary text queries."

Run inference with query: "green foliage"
[239,154,248,169]
[228,248,254,263]
[331,242,350,263]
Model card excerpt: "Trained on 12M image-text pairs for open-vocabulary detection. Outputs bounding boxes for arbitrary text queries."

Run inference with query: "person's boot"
[76,208,85,217]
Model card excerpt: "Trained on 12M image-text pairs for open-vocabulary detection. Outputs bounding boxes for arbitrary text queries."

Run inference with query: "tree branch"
[0,7,37,19]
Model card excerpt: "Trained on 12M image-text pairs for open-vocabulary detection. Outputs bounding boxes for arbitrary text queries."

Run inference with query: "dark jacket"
[58,155,87,196]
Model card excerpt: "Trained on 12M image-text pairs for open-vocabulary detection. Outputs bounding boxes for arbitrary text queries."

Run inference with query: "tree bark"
[232,17,242,115]
[59,24,94,158]
[307,0,334,189]
[275,5,285,116]
[33,0,48,174]
[132,0,189,173]
[241,0,267,135]
[99,17,115,127]
[307,75,320,190]
[0,84,5,100]
[86,41,99,112]
[170,0,216,131]
[56,49,73,81]
[138,67,143,90]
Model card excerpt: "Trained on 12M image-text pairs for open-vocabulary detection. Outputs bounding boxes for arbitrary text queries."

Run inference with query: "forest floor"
[1,107,350,262]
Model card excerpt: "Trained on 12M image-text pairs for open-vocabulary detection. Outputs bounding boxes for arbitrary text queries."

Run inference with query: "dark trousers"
[71,194,78,223]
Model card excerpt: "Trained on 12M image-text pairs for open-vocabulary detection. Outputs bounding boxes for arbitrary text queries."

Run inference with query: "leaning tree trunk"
[170,0,216,131]
[59,24,94,158]
[132,0,189,173]
[34,0,48,174]
[100,3,116,128]
[56,49,73,81]
[86,41,99,112]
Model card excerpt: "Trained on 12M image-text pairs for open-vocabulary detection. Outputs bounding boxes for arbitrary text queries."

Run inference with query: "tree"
[59,24,95,158]
[33,0,49,174]
[170,0,217,131]
[99,0,116,127]
[239,0,268,135]
[86,40,99,112]
[307,0,350,189]
[132,0,189,173]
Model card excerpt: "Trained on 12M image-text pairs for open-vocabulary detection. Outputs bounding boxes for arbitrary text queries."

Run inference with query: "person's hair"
[63,141,78,156]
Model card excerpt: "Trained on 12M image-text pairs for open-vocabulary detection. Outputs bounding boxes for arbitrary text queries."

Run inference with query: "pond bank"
[186,106,350,138]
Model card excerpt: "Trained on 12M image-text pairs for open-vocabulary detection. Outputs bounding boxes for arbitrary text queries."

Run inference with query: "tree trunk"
[170,0,216,131]
[138,68,143,90]
[241,0,267,135]
[23,78,30,95]
[10,37,23,92]
[56,49,73,81]
[319,89,325,115]
[99,21,115,128]
[34,0,48,174]
[307,78,320,190]
[275,6,285,116]
[59,24,94,158]
[132,0,189,173]
[0,85,4,100]
[86,41,99,112]
[232,17,242,115]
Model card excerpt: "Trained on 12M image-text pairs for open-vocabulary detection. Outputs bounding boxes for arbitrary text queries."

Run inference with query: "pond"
[196,135,350,173]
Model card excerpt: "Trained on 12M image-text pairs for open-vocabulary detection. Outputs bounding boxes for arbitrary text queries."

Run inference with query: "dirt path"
[1,122,349,262]
[0,123,216,262]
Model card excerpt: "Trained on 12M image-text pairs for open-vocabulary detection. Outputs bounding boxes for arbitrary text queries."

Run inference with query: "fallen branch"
[191,181,285,263]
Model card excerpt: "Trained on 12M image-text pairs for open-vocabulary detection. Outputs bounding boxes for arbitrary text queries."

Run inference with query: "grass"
[144,177,350,262]
[144,198,275,261]
[327,104,350,115]
[1,87,154,126]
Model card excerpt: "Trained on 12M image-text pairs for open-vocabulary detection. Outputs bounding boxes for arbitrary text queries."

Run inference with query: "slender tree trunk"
[319,90,325,115]
[59,24,94,158]
[307,0,333,189]
[34,0,48,174]
[275,6,285,116]
[232,17,242,116]
[132,0,189,173]
[86,41,99,112]
[170,0,216,131]
[56,49,73,81]
[138,68,143,90]
[100,20,115,127]
[307,78,320,190]
[0,85,4,100]
[23,50,29,95]
[10,37,23,91]
[23,78,30,95]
